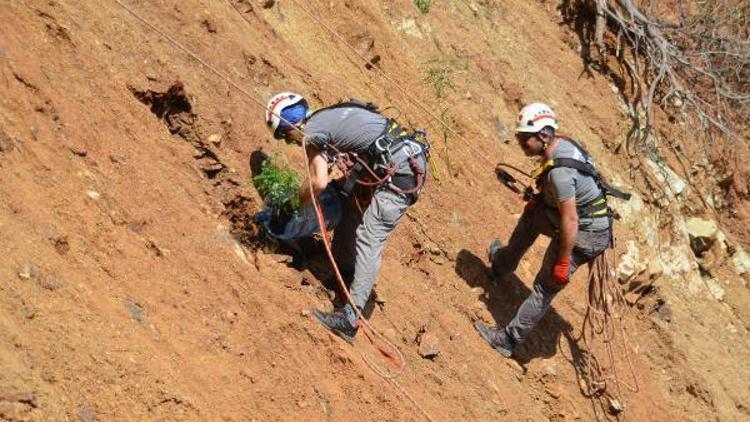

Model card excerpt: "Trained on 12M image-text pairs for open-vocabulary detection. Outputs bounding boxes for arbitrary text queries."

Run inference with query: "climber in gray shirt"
[476,102,612,359]
[265,92,429,343]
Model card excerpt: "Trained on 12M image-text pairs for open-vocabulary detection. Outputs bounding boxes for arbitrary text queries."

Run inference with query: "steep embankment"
[1,0,747,421]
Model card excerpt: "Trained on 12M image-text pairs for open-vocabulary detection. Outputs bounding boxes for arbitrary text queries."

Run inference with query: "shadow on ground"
[454,249,586,366]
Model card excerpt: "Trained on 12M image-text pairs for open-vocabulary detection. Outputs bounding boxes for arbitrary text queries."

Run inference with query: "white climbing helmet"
[265,92,307,135]
[515,102,559,133]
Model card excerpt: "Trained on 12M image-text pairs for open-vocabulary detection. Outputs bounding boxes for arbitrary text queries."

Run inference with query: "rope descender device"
[495,163,535,201]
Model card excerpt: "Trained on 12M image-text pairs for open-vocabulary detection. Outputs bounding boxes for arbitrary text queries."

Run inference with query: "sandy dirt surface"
[0,0,748,420]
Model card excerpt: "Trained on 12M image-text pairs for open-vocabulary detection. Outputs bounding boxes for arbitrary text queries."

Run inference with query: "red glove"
[524,198,537,212]
[552,258,571,286]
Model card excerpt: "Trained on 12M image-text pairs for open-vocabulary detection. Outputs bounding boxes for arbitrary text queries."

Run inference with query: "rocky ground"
[1,0,748,420]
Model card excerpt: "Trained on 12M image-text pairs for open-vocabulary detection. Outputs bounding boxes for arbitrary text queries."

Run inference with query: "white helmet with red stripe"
[515,103,558,133]
[265,92,307,135]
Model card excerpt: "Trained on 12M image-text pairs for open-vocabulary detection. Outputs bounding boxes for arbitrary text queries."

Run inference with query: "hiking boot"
[474,320,514,358]
[313,303,359,343]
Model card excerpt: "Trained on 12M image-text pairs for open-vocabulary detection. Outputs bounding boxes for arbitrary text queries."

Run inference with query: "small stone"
[617,240,647,282]
[18,264,36,280]
[685,217,719,256]
[86,190,100,201]
[262,0,275,8]
[732,248,750,275]
[200,18,218,33]
[67,144,87,157]
[415,328,440,359]
[545,386,561,399]
[208,133,222,145]
[607,397,624,415]
[128,301,144,322]
[300,309,310,318]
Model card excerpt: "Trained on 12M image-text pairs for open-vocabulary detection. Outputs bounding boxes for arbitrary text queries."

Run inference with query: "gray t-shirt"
[304,107,387,157]
[542,139,610,231]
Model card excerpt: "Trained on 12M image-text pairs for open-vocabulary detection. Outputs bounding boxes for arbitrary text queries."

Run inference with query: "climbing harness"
[308,100,431,203]
[531,138,630,220]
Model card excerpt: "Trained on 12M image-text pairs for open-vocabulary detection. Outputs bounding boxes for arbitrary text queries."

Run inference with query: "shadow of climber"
[455,249,580,365]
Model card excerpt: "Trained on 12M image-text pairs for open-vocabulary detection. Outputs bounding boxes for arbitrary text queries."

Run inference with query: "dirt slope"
[1,0,748,421]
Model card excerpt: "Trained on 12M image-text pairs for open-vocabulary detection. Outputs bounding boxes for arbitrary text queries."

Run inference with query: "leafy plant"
[414,0,433,15]
[252,158,301,225]
[423,53,467,101]
[424,62,454,100]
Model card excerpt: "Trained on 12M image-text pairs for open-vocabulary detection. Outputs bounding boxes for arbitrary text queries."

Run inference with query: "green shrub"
[252,158,301,223]
[414,0,432,15]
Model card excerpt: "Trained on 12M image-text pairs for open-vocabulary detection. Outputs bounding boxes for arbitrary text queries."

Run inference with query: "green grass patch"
[414,0,433,15]
[423,53,467,101]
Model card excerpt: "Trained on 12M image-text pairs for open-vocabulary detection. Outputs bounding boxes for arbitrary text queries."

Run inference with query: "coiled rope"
[578,249,640,420]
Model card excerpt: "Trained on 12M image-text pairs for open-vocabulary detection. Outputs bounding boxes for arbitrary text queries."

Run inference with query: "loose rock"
[416,327,440,359]
[686,217,719,256]
[128,301,144,322]
[86,190,100,201]
[208,133,222,145]
[607,397,625,415]
[18,264,37,280]
[731,248,750,275]
[67,144,87,157]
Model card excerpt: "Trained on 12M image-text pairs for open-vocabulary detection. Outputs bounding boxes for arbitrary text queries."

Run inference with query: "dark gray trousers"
[491,204,610,344]
[331,188,411,310]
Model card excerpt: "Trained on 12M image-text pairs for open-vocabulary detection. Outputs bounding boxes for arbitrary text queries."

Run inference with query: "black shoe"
[313,304,359,343]
[474,320,514,358]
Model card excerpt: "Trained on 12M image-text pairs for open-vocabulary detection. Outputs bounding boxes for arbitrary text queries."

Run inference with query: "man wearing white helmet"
[265,92,429,342]
[475,102,614,358]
